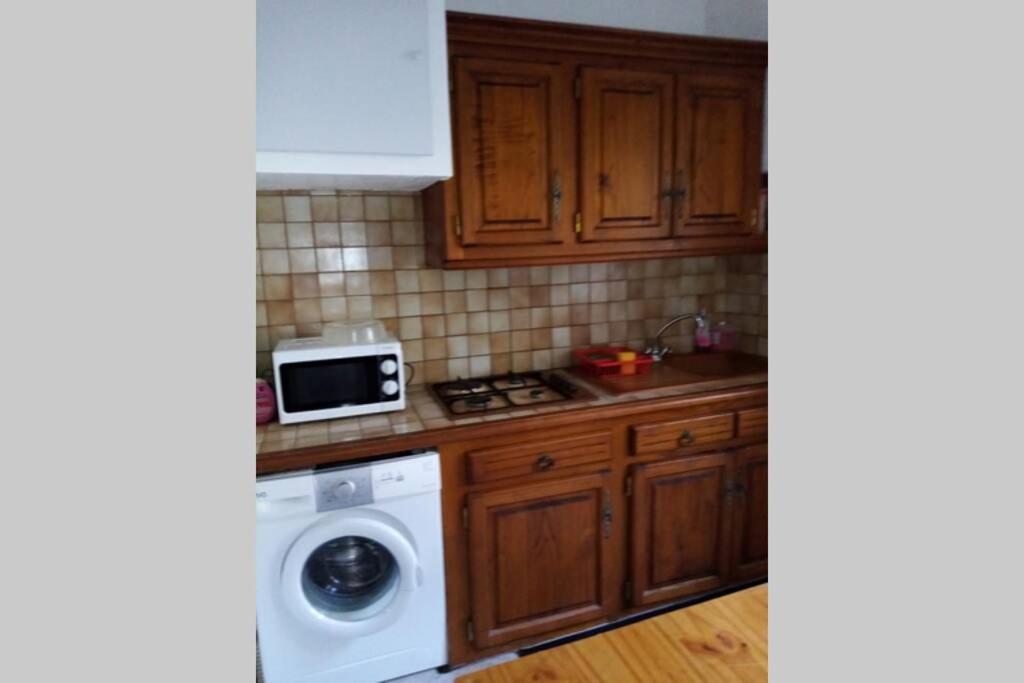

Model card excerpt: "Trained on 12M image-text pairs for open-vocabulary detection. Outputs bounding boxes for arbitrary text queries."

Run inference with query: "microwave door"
[278,357,379,413]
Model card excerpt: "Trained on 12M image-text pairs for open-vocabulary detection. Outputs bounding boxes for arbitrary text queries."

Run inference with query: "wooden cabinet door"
[466,472,616,648]
[453,57,575,246]
[674,74,763,237]
[731,443,768,580]
[579,68,675,242]
[630,452,732,606]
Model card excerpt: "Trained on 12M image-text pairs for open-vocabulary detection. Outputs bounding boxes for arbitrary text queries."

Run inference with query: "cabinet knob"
[536,453,556,471]
[678,430,695,447]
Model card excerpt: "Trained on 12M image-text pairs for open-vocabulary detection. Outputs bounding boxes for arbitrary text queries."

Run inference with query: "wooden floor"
[457,585,767,682]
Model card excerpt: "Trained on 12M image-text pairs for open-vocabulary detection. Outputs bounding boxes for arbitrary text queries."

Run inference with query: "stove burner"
[465,395,491,408]
[450,378,485,392]
[506,374,528,387]
[529,388,545,399]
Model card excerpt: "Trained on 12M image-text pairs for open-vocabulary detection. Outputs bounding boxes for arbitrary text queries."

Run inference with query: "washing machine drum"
[303,536,398,613]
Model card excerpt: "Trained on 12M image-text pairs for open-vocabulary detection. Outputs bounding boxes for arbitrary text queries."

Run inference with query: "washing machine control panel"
[314,467,372,511]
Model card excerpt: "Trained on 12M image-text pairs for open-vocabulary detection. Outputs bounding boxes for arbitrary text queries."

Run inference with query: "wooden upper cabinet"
[466,472,616,648]
[453,57,575,246]
[630,452,733,606]
[731,443,768,580]
[579,68,675,242]
[674,74,763,237]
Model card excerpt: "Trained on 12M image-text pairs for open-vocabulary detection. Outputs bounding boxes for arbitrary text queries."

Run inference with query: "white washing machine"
[256,450,446,683]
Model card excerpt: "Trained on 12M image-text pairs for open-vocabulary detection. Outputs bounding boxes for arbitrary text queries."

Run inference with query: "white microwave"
[271,323,404,424]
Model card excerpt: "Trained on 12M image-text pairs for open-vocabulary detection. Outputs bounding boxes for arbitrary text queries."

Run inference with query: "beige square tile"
[443,270,465,290]
[528,266,550,285]
[468,333,490,355]
[550,305,570,326]
[508,267,530,286]
[258,222,286,248]
[550,285,569,306]
[267,301,295,325]
[530,286,550,307]
[419,269,443,292]
[570,264,589,283]
[491,353,511,375]
[509,287,530,309]
[447,335,468,357]
[644,259,663,277]
[342,248,368,271]
[422,315,445,337]
[512,351,532,372]
[469,355,491,377]
[531,328,551,350]
[447,357,470,379]
[398,293,422,317]
[608,262,628,280]
[340,222,367,246]
[468,312,489,334]
[588,262,609,282]
[551,326,571,348]
[365,195,390,220]
[391,221,422,246]
[489,311,510,332]
[256,274,265,299]
[531,350,553,370]
[367,247,393,270]
[467,289,488,312]
[627,261,646,279]
[530,307,551,328]
[368,272,396,294]
[510,308,531,330]
[570,304,590,325]
[311,196,338,222]
[609,280,627,301]
[487,268,509,288]
[320,297,347,322]
[569,283,589,304]
[627,280,645,299]
[608,301,627,322]
[389,195,416,220]
[395,270,420,293]
[446,312,467,335]
[263,275,291,300]
[423,359,448,382]
[256,326,270,351]
[286,223,314,248]
[288,249,316,273]
[465,269,487,290]
[372,295,397,318]
[348,296,372,320]
[444,291,466,313]
[552,347,572,369]
[590,322,610,344]
[338,195,364,221]
[284,196,311,222]
[489,331,510,354]
[315,248,342,272]
[294,299,322,324]
[550,265,570,285]
[608,320,628,342]
[511,330,531,352]
[261,249,290,274]
[392,246,423,269]
[424,337,447,360]
[292,274,321,299]
[590,282,609,303]
[257,195,284,222]
[313,222,341,247]
[570,325,590,347]
[420,292,444,315]
[399,316,423,340]
[662,259,682,277]
[403,339,424,362]
[256,304,268,327]
[269,325,297,347]
[343,272,370,296]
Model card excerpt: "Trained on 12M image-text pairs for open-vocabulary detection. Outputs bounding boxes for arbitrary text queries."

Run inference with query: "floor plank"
[457,585,768,682]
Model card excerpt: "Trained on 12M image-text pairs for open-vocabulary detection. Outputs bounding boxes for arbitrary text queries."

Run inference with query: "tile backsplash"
[256,190,766,383]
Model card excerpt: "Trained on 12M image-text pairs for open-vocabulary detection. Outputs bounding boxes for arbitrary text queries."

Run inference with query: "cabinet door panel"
[467,472,615,648]
[675,74,762,236]
[732,443,768,579]
[631,452,732,606]
[580,68,674,241]
[454,57,574,246]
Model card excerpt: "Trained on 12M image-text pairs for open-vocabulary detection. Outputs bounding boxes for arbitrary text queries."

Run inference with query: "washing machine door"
[281,510,422,637]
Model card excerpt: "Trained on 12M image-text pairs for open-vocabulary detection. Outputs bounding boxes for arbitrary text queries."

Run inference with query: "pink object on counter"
[712,322,738,351]
[256,378,277,424]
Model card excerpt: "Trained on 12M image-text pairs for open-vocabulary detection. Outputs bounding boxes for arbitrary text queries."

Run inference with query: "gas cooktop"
[430,371,593,417]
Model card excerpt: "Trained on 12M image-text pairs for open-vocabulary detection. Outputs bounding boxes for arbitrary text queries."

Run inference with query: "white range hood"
[256,0,452,191]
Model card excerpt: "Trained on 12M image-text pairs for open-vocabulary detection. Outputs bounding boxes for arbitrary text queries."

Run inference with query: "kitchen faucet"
[644,310,708,361]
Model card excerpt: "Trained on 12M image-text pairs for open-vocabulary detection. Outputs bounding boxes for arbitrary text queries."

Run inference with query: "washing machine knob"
[380,359,399,375]
[333,480,357,498]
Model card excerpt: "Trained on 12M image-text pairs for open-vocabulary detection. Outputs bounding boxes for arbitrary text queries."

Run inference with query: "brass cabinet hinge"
[467,619,475,642]
[574,76,581,99]
[749,208,758,227]
[454,215,463,241]
[574,212,582,235]
[624,579,633,602]
[625,476,633,497]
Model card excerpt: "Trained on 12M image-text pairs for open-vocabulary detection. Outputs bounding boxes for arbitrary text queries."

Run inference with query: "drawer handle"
[678,430,695,447]
[536,454,556,471]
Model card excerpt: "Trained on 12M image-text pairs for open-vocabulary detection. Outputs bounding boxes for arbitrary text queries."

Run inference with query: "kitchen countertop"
[256,358,767,475]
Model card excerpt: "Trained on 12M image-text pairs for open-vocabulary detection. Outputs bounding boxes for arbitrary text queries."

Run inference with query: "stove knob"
[382,379,400,396]
[380,359,399,375]
[333,480,357,498]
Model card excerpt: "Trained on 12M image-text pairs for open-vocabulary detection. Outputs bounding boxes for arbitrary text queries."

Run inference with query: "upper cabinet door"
[674,74,763,236]
[453,58,575,246]
[579,68,675,242]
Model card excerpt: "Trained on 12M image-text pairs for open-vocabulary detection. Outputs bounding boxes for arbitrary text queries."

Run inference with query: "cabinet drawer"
[631,413,734,456]
[737,407,767,437]
[466,431,612,484]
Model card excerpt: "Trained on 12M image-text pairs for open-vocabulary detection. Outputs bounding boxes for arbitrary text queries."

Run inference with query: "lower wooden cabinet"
[629,452,733,606]
[465,471,617,648]
[731,443,768,580]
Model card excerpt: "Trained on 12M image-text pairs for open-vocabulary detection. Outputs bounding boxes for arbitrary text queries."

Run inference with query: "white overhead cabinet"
[256,0,452,190]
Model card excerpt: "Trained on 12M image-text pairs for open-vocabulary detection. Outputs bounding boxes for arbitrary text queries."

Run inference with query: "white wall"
[445,0,766,40]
